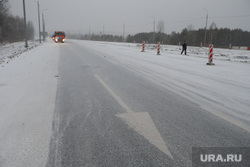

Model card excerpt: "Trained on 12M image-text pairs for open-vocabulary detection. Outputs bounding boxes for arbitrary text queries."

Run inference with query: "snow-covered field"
[0,39,249,166]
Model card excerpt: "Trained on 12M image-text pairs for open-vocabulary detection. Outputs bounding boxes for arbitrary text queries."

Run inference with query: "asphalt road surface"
[46,41,250,167]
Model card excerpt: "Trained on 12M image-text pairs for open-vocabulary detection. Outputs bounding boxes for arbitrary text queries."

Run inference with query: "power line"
[126,22,153,27]
[210,14,250,19]
[164,14,250,25]
[165,17,205,24]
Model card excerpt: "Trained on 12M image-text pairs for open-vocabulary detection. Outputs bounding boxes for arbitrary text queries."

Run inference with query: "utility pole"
[0,27,2,44]
[151,16,155,44]
[203,8,208,47]
[123,23,125,41]
[42,9,48,42]
[22,0,28,47]
[42,12,45,41]
[37,1,41,43]
[153,19,155,43]
[89,26,91,40]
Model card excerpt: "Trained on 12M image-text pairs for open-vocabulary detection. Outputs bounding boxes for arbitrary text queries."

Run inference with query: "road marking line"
[117,112,173,159]
[94,74,173,159]
[115,62,250,133]
[94,74,133,114]
[107,59,118,66]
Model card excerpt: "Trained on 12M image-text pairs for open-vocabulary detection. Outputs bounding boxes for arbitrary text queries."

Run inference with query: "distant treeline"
[69,22,250,48]
[0,0,35,43]
[127,26,250,48]
[68,33,124,42]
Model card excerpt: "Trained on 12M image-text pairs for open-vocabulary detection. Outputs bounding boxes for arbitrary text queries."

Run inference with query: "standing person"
[181,41,187,55]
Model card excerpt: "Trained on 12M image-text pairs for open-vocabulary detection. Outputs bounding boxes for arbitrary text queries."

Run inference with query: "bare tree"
[157,19,165,33]
[186,24,194,31]
[0,0,9,24]
[209,22,217,44]
[156,20,165,43]
[186,24,195,45]
[0,0,10,43]
[27,21,35,40]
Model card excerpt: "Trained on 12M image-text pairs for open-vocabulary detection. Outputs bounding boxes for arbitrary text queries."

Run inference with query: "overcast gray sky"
[9,0,250,36]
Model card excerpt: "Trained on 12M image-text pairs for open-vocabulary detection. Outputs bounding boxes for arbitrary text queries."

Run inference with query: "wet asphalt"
[46,41,250,167]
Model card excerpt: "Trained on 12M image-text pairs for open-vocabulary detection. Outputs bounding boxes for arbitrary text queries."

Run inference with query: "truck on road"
[53,31,66,43]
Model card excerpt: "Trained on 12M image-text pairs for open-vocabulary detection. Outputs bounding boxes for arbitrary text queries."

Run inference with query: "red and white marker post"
[157,42,161,55]
[141,41,145,52]
[207,44,215,65]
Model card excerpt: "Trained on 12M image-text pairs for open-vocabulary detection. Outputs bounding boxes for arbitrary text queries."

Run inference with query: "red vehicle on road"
[53,31,66,43]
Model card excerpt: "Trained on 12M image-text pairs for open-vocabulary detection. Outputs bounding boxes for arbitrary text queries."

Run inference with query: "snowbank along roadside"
[0,41,59,166]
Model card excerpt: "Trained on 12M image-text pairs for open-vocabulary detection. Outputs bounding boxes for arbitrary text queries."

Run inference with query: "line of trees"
[68,33,124,42]
[68,22,250,48]
[127,22,250,48]
[0,0,35,44]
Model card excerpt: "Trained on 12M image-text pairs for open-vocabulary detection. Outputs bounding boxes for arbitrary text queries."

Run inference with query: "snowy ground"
[100,41,250,63]
[0,41,40,65]
[0,39,249,166]
[0,41,59,166]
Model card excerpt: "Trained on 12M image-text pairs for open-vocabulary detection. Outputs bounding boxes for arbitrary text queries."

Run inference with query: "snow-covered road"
[0,39,249,166]
[78,40,250,131]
